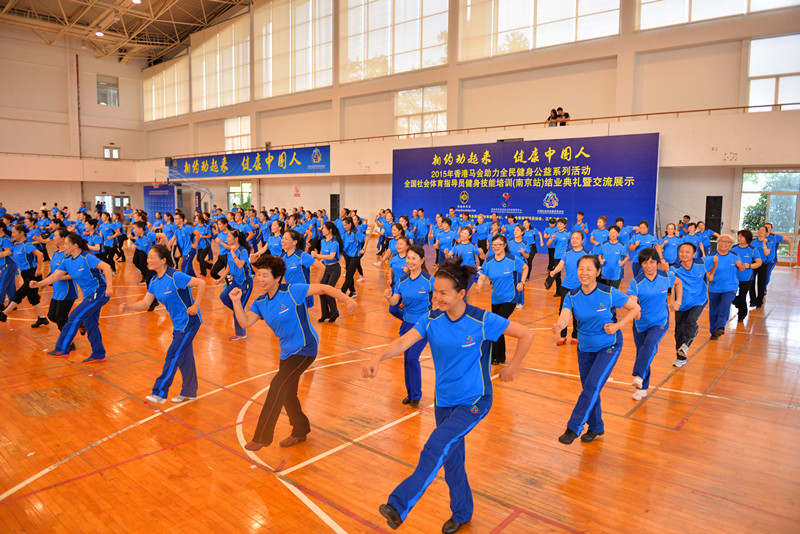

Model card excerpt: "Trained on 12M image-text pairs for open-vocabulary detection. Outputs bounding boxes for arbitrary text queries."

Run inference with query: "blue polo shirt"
[628,233,658,263]
[543,226,557,247]
[479,253,523,304]
[627,270,675,330]
[733,244,762,282]
[147,268,201,331]
[389,253,408,285]
[452,242,479,267]
[282,250,316,284]
[50,250,78,301]
[56,251,106,298]
[394,272,434,324]
[561,248,589,289]
[670,260,710,311]
[660,236,683,264]
[249,283,319,359]
[590,229,609,249]
[509,239,530,262]
[415,217,430,238]
[228,246,252,285]
[342,230,366,257]
[413,305,509,407]
[216,231,230,256]
[524,228,541,250]
[564,284,629,352]
[551,230,570,259]
[320,237,340,265]
[11,242,38,271]
[99,223,116,247]
[706,252,739,293]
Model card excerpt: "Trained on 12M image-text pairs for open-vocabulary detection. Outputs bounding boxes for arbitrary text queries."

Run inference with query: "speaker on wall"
[165,157,172,167]
[330,194,340,220]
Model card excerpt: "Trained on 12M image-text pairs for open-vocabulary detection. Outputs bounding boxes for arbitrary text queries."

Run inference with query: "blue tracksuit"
[628,270,675,390]
[393,271,434,401]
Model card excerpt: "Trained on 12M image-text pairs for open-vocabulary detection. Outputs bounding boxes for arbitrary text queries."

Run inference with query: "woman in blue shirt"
[46,229,79,342]
[280,229,324,310]
[209,218,232,281]
[217,229,253,341]
[0,222,16,308]
[33,232,113,362]
[733,229,763,322]
[598,225,627,288]
[706,234,736,340]
[120,244,206,404]
[553,255,640,444]
[449,228,481,295]
[521,219,543,281]
[543,217,558,275]
[628,220,658,278]
[476,234,527,364]
[194,212,213,277]
[545,218,569,294]
[549,231,589,345]
[626,248,681,401]
[383,245,434,407]
[473,214,491,257]
[749,225,775,308]
[340,217,366,298]
[111,212,126,262]
[230,254,357,451]
[696,221,719,257]
[670,242,712,367]
[363,259,534,533]
[0,224,48,327]
[657,223,683,266]
[311,221,343,323]
[509,225,531,308]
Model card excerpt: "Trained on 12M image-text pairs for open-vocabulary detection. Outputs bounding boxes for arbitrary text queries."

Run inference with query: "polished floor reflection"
[1,250,798,533]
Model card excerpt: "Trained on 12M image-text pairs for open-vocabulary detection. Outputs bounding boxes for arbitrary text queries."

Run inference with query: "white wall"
[256,101,335,147]
[341,93,395,139]
[657,167,738,234]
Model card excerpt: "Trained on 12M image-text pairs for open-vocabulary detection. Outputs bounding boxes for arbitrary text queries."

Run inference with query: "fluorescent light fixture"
[95,30,104,37]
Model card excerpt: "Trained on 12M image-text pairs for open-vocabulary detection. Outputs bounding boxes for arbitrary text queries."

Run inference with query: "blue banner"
[143,185,176,217]
[392,133,659,227]
[169,146,330,180]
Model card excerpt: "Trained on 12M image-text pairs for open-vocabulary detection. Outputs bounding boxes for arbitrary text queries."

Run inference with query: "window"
[97,75,119,106]
[103,146,120,159]
[395,84,446,137]
[228,181,252,210]
[748,34,800,111]
[191,15,251,112]
[340,0,449,83]
[142,56,189,122]
[638,0,800,31]
[459,0,619,63]
[225,116,251,151]
[254,0,333,99]
[740,170,800,261]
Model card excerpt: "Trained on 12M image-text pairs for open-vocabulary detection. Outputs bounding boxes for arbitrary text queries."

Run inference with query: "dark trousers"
[220,279,252,337]
[11,269,41,306]
[400,320,428,401]
[490,302,516,363]
[196,248,212,276]
[209,255,228,280]
[388,395,492,524]
[558,286,579,339]
[547,248,555,270]
[319,263,341,319]
[735,280,753,321]
[708,291,736,334]
[525,250,536,280]
[116,235,126,260]
[749,264,768,307]
[340,255,359,296]
[674,304,705,358]
[48,298,76,331]
[133,249,148,279]
[100,250,115,273]
[55,294,110,360]
[251,354,316,446]
[632,321,669,390]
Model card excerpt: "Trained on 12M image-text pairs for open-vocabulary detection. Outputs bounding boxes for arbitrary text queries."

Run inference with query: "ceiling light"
[81,39,88,50]
[95,30,104,37]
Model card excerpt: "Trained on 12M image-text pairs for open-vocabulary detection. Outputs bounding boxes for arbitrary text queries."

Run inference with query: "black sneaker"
[79,324,86,336]
[558,429,578,444]
[69,342,76,351]
[31,317,49,328]
[715,328,725,337]
[379,503,402,530]
[544,276,554,290]
[0,311,7,323]
[581,430,604,442]
[710,333,719,340]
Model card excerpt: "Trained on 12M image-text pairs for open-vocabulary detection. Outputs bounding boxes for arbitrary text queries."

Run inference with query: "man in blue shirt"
[764,222,792,288]
[670,243,711,367]
[706,235,737,339]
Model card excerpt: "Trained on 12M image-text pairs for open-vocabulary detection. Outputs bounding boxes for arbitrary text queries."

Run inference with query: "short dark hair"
[738,229,753,244]
[254,254,286,280]
[638,247,661,264]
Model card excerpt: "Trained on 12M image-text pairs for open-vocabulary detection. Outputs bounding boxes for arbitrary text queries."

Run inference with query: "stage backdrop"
[168,146,330,180]
[392,133,660,228]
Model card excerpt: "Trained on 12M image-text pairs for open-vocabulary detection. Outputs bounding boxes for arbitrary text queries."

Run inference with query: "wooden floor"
[1,247,799,533]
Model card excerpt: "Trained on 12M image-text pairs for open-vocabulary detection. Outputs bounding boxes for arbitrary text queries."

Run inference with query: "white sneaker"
[372,261,381,267]
[632,389,648,401]
[673,358,687,368]
[516,303,523,309]
[171,395,196,403]
[356,277,366,282]
[677,343,689,357]
[632,376,644,389]
[229,335,247,341]
[793,265,800,269]
[145,394,166,404]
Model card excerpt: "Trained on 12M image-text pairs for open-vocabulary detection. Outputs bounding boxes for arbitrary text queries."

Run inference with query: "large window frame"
[637,0,800,32]
[740,170,800,261]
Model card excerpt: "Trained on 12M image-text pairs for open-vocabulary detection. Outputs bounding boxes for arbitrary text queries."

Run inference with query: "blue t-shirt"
[670,260,710,311]
[123,209,134,222]
[415,217,430,238]
[11,242,38,271]
[509,239,530,261]
[474,222,491,240]
[550,230,570,259]
[320,238,340,265]
[543,226,557,247]
[282,250,316,284]
[452,242,479,267]
[99,223,116,247]
[733,244,762,282]
[50,250,78,301]
[0,235,12,269]
[196,224,212,249]
[389,253,408,285]
[627,270,675,330]
[660,236,683,264]
[152,218,165,230]
[56,251,106,299]
[706,252,739,293]
[681,234,704,258]
[764,236,780,263]
[523,228,541,250]
[564,284,629,352]
[216,231,230,256]
[394,271,434,324]
[249,283,319,359]
[175,224,194,253]
[147,268,202,331]
[413,305,509,407]
[599,241,626,281]
[135,232,158,254]
[266,235,282,256]
[590,228,609,249]
[342,230,366,257]
[561,248,589,289]
[628,233,658,262]
[228,246,253,285]
[162,223,177,240]
[437,230,457,255]
[480,253,523,304]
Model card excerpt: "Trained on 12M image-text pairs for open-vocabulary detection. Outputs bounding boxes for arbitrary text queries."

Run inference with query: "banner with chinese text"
[392,133,659,226]
[169,146,330,179]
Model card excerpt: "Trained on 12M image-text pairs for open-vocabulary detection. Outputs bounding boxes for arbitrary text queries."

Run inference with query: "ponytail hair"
[272,219,285,235]
[54,228,70,239]
[435,256,476,292]
[65,232,89,251]
[229,229,252,253]
[323,221,345,254]
[150,244,175,268]
[285,229,306,251]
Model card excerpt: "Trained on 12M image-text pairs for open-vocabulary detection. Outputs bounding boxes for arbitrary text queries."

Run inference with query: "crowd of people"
[0,198,793,533]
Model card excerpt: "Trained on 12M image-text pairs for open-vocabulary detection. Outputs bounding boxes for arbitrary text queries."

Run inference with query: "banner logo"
[312,148,323,164]
[544,192,559,209]
[459,190,469,204]
[502,192,511,207]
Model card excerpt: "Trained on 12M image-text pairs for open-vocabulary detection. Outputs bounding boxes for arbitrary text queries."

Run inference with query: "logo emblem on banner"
[459,190,469,204]
[502,192,510,207]
[544,192,559,209]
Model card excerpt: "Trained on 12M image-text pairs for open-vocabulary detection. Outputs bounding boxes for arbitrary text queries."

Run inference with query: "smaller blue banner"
[169,146,330,180]
[143,185,176,217]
